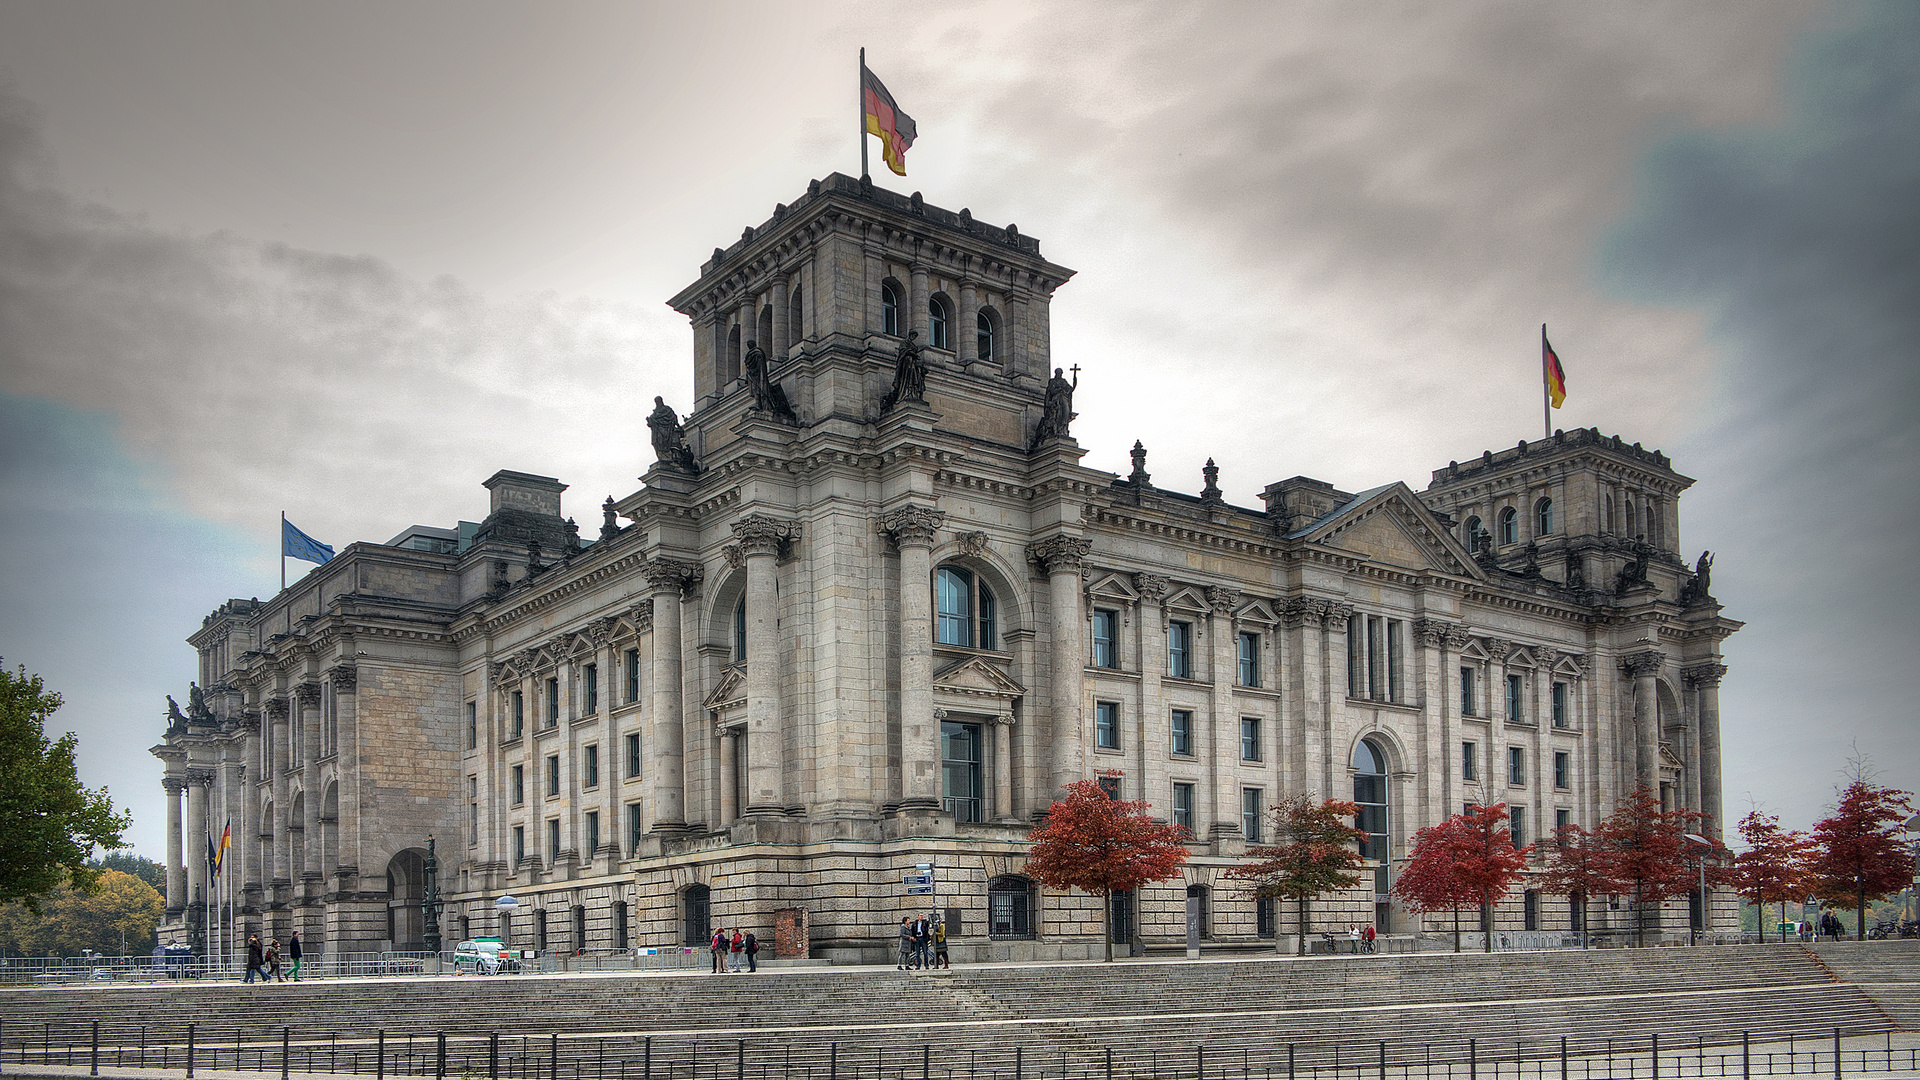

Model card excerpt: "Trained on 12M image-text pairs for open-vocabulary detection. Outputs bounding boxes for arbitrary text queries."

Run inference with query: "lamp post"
[1684,833,1712,946]
[422,835,443,956]
[1904,814,1920,925]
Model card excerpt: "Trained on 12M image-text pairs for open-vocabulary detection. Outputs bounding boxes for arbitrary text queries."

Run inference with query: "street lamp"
[1685,833,1713,946]
[422,835,443,956]
[1904,814,1920,925]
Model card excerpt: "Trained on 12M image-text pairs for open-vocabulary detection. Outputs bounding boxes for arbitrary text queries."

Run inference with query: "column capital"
[879,505,947,548]
[327,665,357,694]
[1205,586,1241,615]
[1621,650,1664,677]
[642,557,704,595]
[1413,618,1458,647]
[993,713,1016,727]
[731,514,802,557]
[1133,573,1169,603]
[293,682,321,708]
[163,776,188,795]
[1027,534,1092,574]
[1683,662,1728,689]
[186,766,217,787]
[265,698,290,722]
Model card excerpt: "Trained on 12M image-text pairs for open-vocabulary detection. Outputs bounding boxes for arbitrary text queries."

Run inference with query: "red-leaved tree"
[1727,810,1813,943]
[1538,821,1619,948]
[1808,780,1916,940]
[1392,811,1483,952]
[1225,795,1366,955]
[1592,785,1704,946]
[1450,803,1533,951]
[1025,780,1191,962]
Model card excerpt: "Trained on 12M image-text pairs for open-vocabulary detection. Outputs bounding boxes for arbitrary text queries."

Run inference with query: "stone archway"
[385,849,427,950]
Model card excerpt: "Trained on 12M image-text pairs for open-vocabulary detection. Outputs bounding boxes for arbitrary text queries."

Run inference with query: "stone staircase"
[1809,940,1920,1029]
[0,944,1899,1076]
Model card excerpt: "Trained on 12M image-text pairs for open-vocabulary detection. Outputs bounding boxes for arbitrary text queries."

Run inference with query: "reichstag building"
[153,173,1738,962]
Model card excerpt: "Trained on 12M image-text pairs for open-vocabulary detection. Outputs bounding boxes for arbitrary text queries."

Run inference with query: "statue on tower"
[1678,550,1715,605]
[879,330,928,414]
[1030,366,1078,448]
[187,681,211,720]
[647,396,699,474]
[165,695,189,734]
[743,340,796,422]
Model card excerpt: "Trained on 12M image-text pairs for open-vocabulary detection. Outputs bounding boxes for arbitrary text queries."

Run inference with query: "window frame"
[1460,667,1476,716]
[1238,631,1260,687]
[583,743,599,789]
[625,647,641,703]
[1553,750,1570,790]
[1499,507,1519,545]
[585,809,600,857]
[987,875,1035,939]
[976,308,997,363]
[512,690,525,738]
[511,765,525,806]
[1240,717,1261,762]
[545,677,560,727]
[546,818,560,863]
[627,803,644,855]
[546,754,561,798]
[1091,608,1119,669]
[1551,681,1569,728]
[1535,497,1554,537]
[935,565,997,650]
[1506,672,1526,723]
[1167,620,1193,679]
[1094,700,1121,751]
[928,294,953,350]
[881,280,901,337]
[466,701,477,750]
[941,719,984,823]
[1169,709,1194,757]
[1241,787,1263,841]
[1462,741,1478,782]
[1508,745,1526,787]
[583,663,598,714]
[1171,781,1195,836]
[626,732,642,780]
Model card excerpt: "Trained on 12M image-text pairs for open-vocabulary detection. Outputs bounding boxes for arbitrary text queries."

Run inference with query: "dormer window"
[935,565,996,649]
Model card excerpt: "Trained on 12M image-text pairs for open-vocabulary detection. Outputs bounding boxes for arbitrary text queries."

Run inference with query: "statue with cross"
[1031,364,1079,448]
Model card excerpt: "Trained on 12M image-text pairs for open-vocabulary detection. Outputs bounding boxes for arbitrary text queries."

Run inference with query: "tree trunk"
[1452,906,1461,953]
[1481,890,1493,953]
[1298,896,1311,956]
[1101,890,1114,963]
[1857,888,1866,942]
[1634,881,1645,948]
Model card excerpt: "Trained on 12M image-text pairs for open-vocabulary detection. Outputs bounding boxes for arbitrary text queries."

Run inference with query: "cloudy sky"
[1,1,1914,859]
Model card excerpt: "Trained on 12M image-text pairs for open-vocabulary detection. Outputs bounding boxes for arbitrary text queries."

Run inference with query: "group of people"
[1347,925,1378,954]
[244,930,302,983]
[897,912,949,970]
[707,927,760,973]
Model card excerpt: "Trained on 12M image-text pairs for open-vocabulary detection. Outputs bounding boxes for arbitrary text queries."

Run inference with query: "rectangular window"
[1348,614,1365,696]
[546,677,560,727]
[584,744,599,789]
[512,690,525,737]
[626,732,642,779]
[1553,750,1570,790]
[1240,717,1261,762]
[546,754,560,797]
[1462,741,1478,782]
[466,701,477,750]
[1555,808,1571,844]
[1241,787,1263,841]
[1168,621,1192,679]
[625,648,641,703]
[468,775,479,845]
[546,818,560,861]
[1256,896,1277,939]
[511,765,525,806]
[1506,673,1525,723]
[1170,709,1193,756]
[1238,631,1260,687]
[1367,616,1382,699]
[1460,667,1475,716]
[1097,775,1122,801]
[1171,782,1195,835]
[1095,701,1120,750]
[1386,619,1404,702]
[627,803,644,854]
[1508,746,1525,787]
[584,663,598,714]
[1510,806,1527,849]
[941,720,983,823]
[1092,609,1119,669]
[512,825,525,864]
[585,810,600,857]
[1552,681,1569,728]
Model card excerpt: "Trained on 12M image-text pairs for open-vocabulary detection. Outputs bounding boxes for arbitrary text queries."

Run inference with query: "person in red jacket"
[729,928,746,972]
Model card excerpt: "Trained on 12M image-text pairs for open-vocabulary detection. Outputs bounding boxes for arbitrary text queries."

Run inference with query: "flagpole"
[858,48,869,180]
[281,511,287,593]
[1540,324,1551,441]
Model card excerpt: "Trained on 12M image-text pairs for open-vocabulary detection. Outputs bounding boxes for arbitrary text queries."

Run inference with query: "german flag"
[1543,328,1567,409]
[862,63,917,176]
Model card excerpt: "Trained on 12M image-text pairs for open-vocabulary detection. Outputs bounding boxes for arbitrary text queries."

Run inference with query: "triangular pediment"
[933,655,1027,700]
[1086,572,1140,604]
[1458,639,1492,663]
[703,664,747,710]
[1162,585,1209,613]
[1236,599,1280,626]
[1299,484,1480,577]
[1659,744,1687,772]
[1552,653,1585,678]
[1506,647,1538,669]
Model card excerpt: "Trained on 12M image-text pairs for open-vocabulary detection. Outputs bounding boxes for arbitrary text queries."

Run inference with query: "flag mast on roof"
[860,50,917,178]
[1541,324,1568,440]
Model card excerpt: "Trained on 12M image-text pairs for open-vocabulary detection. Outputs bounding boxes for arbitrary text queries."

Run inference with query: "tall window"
[976,310,997,363]
[881,280,901,336]
[1551,681,1569,728]
[545,677,559,727]
[1535,497,1554,536]
[1353,740,1389,874]
[1091,609,1119,668]
[1506,673,1525,722]
[1168,620,1192,678]
[928,295,952,349]
[512,690,525,737]
[546,754,561,797]
[1499,507,1519,545]
[1171,782,1195,835]
[1348,615,1405,702]
[1508,746,1526,786]
[512,765,525,806]
[1095,701,1120,750]
[733,597,747,661]
[935,566,996,649]
[1553,750,1570,790]
[468,776,478,845]
[626,733,642,779]
[1523,889,1539,931]
[988,876,1033,938]
[585,810,600,856]
[583,744,599,789]
[1554,808,1571,841]
[625,648,641,703]
[627,803,644,855]
[1256,896,1277,939]
[512,825,525,864]
[466,702,477,750]
[1170,709,1193,756]
[1238,631,1260,686]
[1462,741,1478,782]
[584,664,598,714]
[1240,717,1261,762]
[941,720,983,822]
[1465,516,1486,550]
[1097,774,1121,801]
[1242,788,1263,841]
[546,819,560,862]
[613,900,629,950]
[1510,806,1527,849]
[1460,667,1476,715]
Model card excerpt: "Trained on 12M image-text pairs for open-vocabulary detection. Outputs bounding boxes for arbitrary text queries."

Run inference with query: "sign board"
[903,872,934,894]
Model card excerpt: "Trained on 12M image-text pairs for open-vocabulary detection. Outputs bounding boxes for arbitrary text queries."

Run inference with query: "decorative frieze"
[1134,573,1169,602]
[1205,586,1240,615]
[956,530,991,558]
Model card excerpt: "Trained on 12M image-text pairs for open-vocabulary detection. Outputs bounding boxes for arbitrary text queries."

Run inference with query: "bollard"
[187,1022,196,1080]
[439,1033,448,1080]
[1742,1033,1749,1080]
[830,1044,837,1080]
[1560,1036,1567,1080]
[1288,1045,1295,1080]
[1651,1034,1658,1080]
[90,1020,98,1077]
[1016,1046,1022,1080]
[554,1034,561,1080]
[645,1038,652,1080]
[1379,1042,1386,1080]
[1469,1039,1477,1080]
[1833,1029,1841,1080]
[1106,1047,1113,1080]
[379,1031,387,1080]
[491,1033,500,1080]
[284,1027,292,1080]
[1199,1046,1205,1080]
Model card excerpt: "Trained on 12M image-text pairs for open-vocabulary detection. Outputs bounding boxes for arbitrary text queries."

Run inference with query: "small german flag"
[1543,327,1567,409]
[862,62,917,177]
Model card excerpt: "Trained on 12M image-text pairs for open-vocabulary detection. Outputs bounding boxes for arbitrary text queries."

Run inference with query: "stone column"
[295,681,323,889]
[267,696,292,900]
[909,263,930,344]
[1029,535,1093,796]
[719,730,740,824]
[1206,587,1242,842]
[770,272,790,358]
[733,515,802,817]
[958,279,978,367]
[1685,663,1728,839]
[329,666,358,885]
[186,769,212,909]
[882,507,946,811]
[1623,652,1663,791]
[163,777,186,913]
[738,296,757,360]
[1135,575,1168,806]
[1413,620,1455,825]
[1318,602,1356,795]
[993,714,1016,821]
[643,560,700,834]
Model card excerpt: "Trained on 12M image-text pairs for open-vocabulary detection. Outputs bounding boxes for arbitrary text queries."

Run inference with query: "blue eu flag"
[282,518,335,564]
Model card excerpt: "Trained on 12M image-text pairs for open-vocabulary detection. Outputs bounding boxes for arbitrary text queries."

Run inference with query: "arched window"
[788,285,803,345]
[929,294,953,350]
[976,308,998,363]
[732,597,747,661]
[1352,739,1389,892]
[756,305,773,355]
[1535,498,1553,537]
[1498,507,1518,545]
[881,280,902,337]
[1465,516,1486,550]
[935,565,996,649]
[988,875,1034,938]
[725,323,742,385]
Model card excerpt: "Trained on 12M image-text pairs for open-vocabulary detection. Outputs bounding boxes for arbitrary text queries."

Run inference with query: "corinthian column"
[1029,534,1093,796]
[1623,652,1663,791]
[295,681,323,889]
[733,514,802,818]
[642,560,701,834]
[163,777,186,913]
[267,696,292,900]
[882,506,947,811]
[993,714,1016,821]
[1685,663,1729,839]
[1206,586,1242,842]
[186,768,212,908]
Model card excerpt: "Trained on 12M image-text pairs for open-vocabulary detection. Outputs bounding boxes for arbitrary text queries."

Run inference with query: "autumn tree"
[1392,811,1482,952]
[1808,780,1916,940]
[1726,810,1813,943]
[0,662,129,910]
[1446,803,1532,951]
[0,869,164,957]
[1025,780,1191,962]
[1591,785,1703,946]
[93,852,166,893]
[1538,821,1619,948]
[1225,795,1366,955]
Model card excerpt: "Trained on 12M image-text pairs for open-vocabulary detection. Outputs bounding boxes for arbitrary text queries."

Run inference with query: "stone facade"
[154,173,1740,961]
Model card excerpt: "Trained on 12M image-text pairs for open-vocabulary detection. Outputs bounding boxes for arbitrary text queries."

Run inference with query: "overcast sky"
[1,1,1914,859]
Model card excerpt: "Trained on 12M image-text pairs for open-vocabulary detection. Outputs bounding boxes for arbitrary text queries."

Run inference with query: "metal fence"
[0,947,706,986]
[3,1023,1913,1080]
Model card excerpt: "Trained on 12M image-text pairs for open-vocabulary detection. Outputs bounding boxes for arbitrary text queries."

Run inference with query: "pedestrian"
[244,933,265,985]
[897,917,915,970]
[709,926,727,974]
[287,930,304,980]
[1361,924,1376,954]
[915,913,934,969]
[744,930,759,973]
[933,915,950,969]
[729,928,746,972]
[1347,925,1361,954]
[265,939,284,982]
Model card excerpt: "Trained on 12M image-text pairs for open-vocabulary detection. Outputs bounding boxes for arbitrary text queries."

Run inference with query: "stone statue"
[1564,554,1587,591]
[879,330,928,414]
[1679,550,1715,605]
[1030,366,1078,448]
[743,340,796,422]
[1614,541,1651,595]
[647,396,699,473]
[187,681,209,719]
[166,695,188,730]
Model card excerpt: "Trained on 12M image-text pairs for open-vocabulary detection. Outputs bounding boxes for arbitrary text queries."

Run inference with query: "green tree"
[93,852,166,892]
[0,661,130,910]
[0,869,164,957]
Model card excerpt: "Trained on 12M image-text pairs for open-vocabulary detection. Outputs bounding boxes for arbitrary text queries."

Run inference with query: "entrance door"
[1109,889,1135,951]
[683,884,711,946]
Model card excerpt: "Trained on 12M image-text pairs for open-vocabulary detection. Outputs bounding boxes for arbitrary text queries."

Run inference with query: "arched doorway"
[682,884,711,947]
[385,849,427,950]
[1353,738,1391,930]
